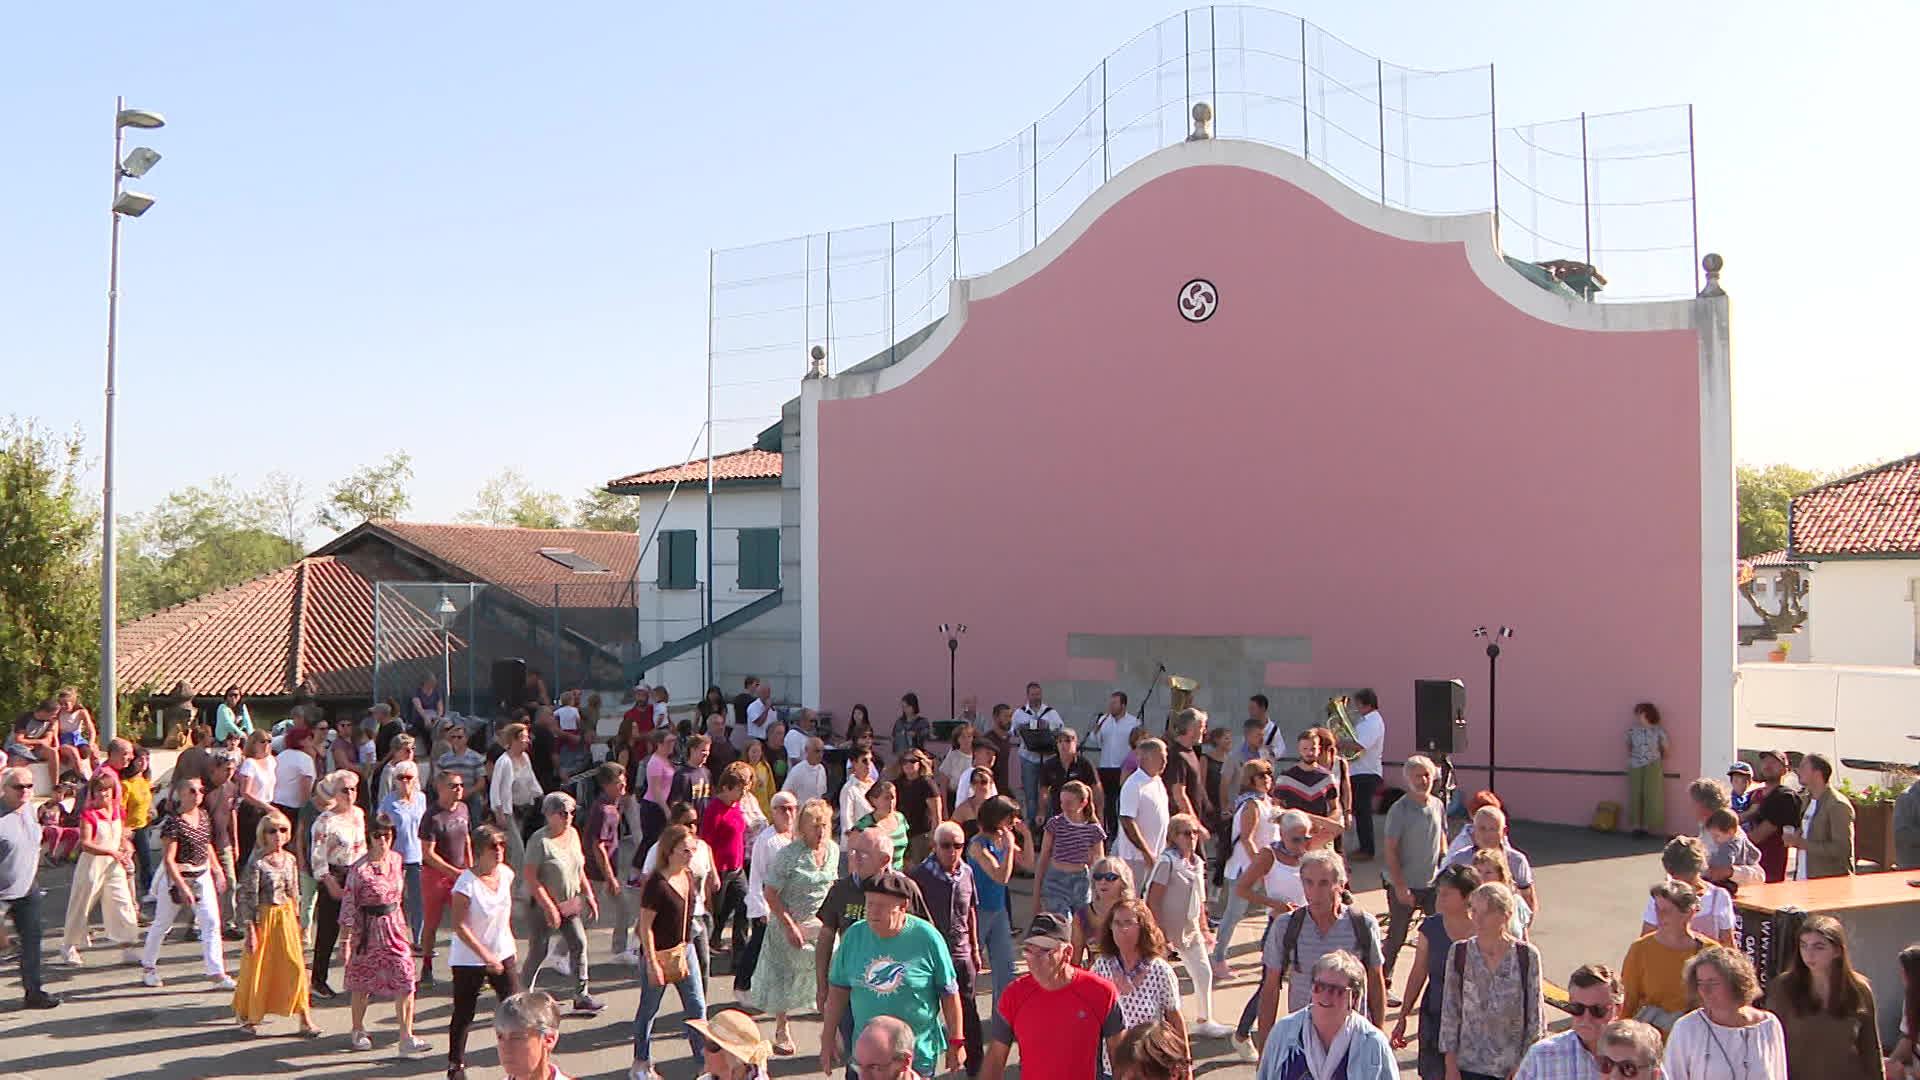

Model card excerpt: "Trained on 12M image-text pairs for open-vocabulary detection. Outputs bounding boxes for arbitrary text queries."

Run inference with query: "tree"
[460,468,567,529]
[117,477,303,621]
[572,487,643,533]
[0,419,100,724]
[319,451,413,529]
[1736,463,1826,557]
[259,470,311,550]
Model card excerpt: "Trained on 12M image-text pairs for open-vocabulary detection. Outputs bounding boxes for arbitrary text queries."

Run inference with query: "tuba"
[1326,694,1363,760]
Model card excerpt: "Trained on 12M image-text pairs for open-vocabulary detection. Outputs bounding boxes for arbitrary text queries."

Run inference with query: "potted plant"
[1766,639,1791,663]
[1838,770,1913,869]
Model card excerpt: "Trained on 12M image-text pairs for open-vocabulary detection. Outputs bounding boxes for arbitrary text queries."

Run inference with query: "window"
[737,528,780,590]
[658,530,697,590]
[538,547,609,574]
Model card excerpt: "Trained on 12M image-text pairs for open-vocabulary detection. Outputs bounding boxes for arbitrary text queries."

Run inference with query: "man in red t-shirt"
[980,911,1124,1080]
[698,763,752,963]
[624,683,654,738]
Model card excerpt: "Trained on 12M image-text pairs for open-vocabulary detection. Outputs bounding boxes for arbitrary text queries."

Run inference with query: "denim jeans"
[131,823,158,900]
[1211,882,1254,968]
[1351,772,1381,855]
[1039,865,1090,915]
[402,861,424,943]
[979,906,1016,1009]
[6,887,45,998]
[632,944,706,1065]
[1020,760,1045,825]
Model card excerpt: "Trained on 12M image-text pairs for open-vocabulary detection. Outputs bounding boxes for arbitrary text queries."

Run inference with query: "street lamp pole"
[99,97,165,744]
[939,624,966,723]
[1474,625,1514,792]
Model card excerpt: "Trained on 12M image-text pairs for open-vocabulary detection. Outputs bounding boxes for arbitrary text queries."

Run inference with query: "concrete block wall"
[1040,632,1356,743]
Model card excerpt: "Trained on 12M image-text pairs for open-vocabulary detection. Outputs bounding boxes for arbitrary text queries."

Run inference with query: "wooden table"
[1733,870,1920,1036]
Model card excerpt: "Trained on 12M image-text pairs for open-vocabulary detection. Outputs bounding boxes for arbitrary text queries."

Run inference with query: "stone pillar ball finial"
[806,344,828,378]
[1699,253,1725,298]
[1188,101,1214,142]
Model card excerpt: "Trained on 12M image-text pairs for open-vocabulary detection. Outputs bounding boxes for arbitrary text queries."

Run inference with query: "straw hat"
[685,1008,770,1066]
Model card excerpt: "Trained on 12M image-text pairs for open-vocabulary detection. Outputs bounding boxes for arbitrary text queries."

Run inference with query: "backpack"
[1451,939,1536,1039]
[1277,906,1376,985]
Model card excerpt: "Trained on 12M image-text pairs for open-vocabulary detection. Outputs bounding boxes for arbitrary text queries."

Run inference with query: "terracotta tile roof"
[116,556,447,699]
[347,521,641,609]
[606,448,782,490]
[1789,453,1920,558]
[1746,550,1803,568]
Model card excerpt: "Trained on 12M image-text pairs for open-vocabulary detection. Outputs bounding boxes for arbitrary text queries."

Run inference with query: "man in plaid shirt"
[1512,963,1625,1079]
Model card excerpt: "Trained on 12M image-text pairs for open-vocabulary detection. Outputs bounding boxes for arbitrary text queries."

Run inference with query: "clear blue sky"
[4,2,1912,537]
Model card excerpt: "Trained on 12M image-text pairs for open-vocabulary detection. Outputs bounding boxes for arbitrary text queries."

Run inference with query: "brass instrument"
[1168,675,1197,714]
[1326,694,1363,760]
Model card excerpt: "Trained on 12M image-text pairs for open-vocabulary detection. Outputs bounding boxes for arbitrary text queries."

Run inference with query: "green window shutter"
[739,528,779,590]
[659,530,697,590]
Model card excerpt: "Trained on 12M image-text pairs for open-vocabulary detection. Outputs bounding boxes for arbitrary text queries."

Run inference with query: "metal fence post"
[951,156,959,279]
[1209,6,1217,122]
[824,231,834,374]
[1031,123,1039,251]
[888,220,896,367]
[1579,111,1592,266]
[1489,64,1500,246]
[1376,59,1387,205]
[1299,19,1310,161]
[1688,104,1700,294]
[1101,60,1109,183]
[372,582,383,705]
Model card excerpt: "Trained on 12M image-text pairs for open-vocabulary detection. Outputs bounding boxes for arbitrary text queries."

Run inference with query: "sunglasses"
[1311,980,1354,1000]
[271,827,291,835]
[3,782,30,791]
[1091,872,1124,883]
[1565,1002,1615,1019]
[1598,1056,1646,1077]
[935,841,964,850]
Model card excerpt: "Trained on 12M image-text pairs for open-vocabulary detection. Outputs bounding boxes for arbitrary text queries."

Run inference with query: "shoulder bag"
[652,871,694,984]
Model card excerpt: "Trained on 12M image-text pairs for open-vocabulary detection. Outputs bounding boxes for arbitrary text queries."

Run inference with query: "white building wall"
[625,484,788,702]
[1804,560,1920,667]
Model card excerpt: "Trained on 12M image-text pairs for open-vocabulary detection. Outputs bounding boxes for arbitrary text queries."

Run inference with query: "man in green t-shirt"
[821,870,962,1077]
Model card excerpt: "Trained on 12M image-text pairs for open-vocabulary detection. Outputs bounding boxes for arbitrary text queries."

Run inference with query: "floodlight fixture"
[112,190,156,217]
[117,107,166,129]
[121,146,162,178]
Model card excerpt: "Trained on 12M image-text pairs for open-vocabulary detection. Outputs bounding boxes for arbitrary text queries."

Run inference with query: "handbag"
[652,872,694,984]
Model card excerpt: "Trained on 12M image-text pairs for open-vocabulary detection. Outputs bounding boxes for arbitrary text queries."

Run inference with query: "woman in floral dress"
[756,799,839,1055]
[341,813,430,1056]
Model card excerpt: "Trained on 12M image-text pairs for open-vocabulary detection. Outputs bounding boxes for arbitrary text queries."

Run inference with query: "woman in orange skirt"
[232,808,322,1037]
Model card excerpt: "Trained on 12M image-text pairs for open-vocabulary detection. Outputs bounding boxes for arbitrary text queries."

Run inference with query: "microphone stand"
[1135,662,1168,735]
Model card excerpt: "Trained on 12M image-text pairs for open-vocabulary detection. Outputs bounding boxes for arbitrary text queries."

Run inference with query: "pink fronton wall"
[815,164,1704,830]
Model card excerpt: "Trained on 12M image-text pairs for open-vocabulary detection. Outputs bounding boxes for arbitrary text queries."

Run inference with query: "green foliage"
[0,419,101,725]
[117,476,302,621]
[572,487,643,533]
[1838,770,1914,806]
[1736,463,1826,557]
[460,468,567,529]
[318,451,413,529]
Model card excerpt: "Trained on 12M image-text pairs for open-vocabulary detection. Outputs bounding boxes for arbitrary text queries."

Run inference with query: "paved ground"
[0,820,1666,1079]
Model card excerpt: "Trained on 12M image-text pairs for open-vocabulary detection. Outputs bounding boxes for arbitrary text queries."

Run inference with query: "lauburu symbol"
[1179,279,1217,322]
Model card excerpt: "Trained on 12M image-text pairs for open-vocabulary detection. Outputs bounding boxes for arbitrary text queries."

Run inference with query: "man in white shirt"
[1115,738,1171,887]
[1085,691,1139,828]
[1251,694,1281,760]
[744,683,774,742]
[1010,683,1063,823]
[781,737,829,804]
[784,710,815,765]
[1339,688,1387,861]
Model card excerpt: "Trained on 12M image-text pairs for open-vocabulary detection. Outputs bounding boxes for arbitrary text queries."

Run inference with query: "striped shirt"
[1045,814,1105,865]
[1273,765,1338,818]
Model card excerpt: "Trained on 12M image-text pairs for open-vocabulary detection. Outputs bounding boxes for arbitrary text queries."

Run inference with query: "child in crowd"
[1700,807,1764,897]
[39,781,83,862]
[1725,761,1755,813]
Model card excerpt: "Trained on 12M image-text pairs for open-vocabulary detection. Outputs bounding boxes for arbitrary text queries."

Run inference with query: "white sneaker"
[1232,1035,1258,1062]
[613,948,642,966]
[59,946,82,967]
[142,967,164,988]
[1192,1020,1234,1039]
[213,974,237,990]
[120,948,142,966]
[550,954,572,977]
[398,1035,432,1057]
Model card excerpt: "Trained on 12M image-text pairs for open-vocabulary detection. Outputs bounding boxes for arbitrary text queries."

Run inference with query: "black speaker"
[1414,679,1467,755]
[491,657,527,714]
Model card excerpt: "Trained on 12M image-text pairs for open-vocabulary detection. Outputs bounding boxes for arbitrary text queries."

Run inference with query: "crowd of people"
[5,678,1920,1080]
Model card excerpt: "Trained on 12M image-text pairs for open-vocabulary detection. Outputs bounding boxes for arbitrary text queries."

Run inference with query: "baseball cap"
[1756,749,1789,765]
[1726,761,1754,778]
[861,870,916,900]
[1025,911,1073,950]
